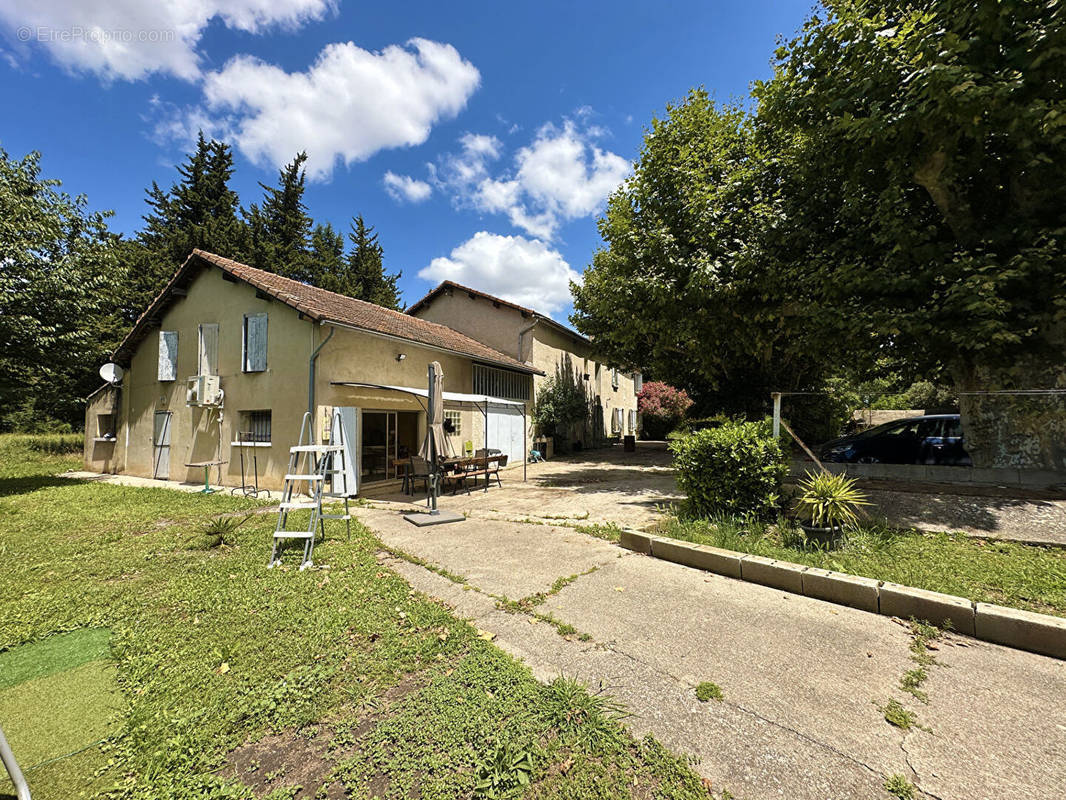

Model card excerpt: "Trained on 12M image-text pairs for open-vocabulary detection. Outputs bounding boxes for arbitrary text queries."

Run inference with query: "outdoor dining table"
[439,455,503,494]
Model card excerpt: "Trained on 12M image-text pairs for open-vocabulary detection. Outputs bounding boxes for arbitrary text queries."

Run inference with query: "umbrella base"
[403,510,465,527]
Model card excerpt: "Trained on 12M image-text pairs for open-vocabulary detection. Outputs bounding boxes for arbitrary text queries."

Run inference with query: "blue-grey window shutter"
[158,331,178,381]
[245,313,267,372]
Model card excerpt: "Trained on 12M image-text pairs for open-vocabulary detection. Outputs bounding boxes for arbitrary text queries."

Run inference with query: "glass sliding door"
[360,411,399,483]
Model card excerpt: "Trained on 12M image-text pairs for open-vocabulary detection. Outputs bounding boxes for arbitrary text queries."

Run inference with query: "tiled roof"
[405,280,591,345]
[114,250,540,373]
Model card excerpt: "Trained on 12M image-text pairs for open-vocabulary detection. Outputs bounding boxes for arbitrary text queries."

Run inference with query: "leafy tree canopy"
[0,149,126,430]
[573,0,1066,437]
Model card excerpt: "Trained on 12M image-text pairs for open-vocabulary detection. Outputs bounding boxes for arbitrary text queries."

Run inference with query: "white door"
[486,403,524,464]
[331,407,360,496]
[152,411,171,479]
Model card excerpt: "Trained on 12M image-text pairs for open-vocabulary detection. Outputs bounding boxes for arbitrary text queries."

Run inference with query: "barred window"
[238,410,272,443]
[473,364,530,401]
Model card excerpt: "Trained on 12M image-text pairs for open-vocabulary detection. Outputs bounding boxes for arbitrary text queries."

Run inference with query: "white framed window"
[237,410,272,443]
[198,323,219,376]
[611,407,623,433]
[242,313,268,372]
[158,330,177,381]
[444,410,462,436]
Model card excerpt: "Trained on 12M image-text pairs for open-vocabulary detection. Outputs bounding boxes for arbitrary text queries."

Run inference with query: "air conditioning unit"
[186,375,222,407]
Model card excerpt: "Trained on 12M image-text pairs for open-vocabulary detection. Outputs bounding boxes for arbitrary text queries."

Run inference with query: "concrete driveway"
[356,506,1066,800]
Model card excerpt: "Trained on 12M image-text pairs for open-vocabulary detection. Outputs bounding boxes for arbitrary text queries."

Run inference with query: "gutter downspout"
[308,323,336,437]
[517,318,538,365]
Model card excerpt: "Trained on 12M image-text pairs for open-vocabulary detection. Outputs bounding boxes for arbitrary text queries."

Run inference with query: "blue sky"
[0,0,814,320]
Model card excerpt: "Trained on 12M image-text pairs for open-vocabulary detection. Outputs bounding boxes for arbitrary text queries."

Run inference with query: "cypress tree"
[346,215,402,310]
[245,152,313,282]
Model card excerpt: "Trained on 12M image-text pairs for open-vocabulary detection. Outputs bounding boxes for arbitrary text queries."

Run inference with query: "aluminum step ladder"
[269,412,351,570]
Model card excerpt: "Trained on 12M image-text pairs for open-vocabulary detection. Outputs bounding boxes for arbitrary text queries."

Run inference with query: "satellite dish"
[99,363,124,385]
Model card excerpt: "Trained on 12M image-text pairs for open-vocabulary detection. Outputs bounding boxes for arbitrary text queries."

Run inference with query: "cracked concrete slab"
[356,506,1066,800]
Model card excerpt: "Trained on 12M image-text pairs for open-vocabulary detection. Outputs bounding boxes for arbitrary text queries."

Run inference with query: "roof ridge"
[109,250,537,373]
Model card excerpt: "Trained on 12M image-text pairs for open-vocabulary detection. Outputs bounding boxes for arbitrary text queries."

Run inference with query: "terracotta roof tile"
[114,250,539,374]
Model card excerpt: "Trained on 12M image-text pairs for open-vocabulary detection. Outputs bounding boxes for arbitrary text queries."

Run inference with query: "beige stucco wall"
[83,385,121,473]
[530,326,639,448]
[410,292,640,449]
[111,266,315,490]
[411,289,528,360]
[101,266,531,492]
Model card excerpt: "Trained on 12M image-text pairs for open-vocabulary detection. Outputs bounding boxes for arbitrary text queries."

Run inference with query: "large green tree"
[571,92,828,419]
[575,0,1066,464]
[0,149,126,430]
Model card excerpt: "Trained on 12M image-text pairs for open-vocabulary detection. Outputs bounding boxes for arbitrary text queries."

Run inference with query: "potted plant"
[793,471,870,545]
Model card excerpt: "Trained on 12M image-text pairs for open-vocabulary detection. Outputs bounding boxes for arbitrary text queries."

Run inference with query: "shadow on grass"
[0,474,83,498]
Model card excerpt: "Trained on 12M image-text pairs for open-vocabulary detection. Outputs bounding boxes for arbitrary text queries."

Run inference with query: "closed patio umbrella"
[418,361,452,511]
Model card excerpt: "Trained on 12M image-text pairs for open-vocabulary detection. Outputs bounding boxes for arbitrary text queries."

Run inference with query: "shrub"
[532,359,591,447]
[793,471,871,529]
[670,419,786,520]
[637,382,693,439]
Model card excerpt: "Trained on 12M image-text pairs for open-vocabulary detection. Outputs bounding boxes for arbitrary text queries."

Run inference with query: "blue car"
[818,414,971,466]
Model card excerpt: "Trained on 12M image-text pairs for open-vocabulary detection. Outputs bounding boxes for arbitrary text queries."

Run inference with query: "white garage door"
[486,402,524,464]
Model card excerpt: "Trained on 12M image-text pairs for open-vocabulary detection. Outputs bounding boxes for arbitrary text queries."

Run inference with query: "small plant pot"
[799,522,843,547]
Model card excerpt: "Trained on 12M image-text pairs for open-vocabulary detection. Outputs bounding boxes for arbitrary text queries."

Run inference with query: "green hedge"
[670,419,787,520]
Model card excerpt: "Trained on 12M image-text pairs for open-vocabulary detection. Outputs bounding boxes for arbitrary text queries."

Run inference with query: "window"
[237,410,272,443]
[198,323,219,376]
[611,407,623,433]
[158,330,177,381]
[473,364,530,401]
[628,409,637,434]
[242,313,268,372]
[633,373,643,393]
[611,368,619,390]
[444,410,462,436]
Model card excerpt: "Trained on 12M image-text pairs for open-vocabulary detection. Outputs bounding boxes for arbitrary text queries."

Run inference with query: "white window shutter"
[244,313,267,372]
[158,331,177,381]
[199,323,219,376]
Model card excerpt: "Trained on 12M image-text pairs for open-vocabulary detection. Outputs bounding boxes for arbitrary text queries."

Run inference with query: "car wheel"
[856,456,880,464]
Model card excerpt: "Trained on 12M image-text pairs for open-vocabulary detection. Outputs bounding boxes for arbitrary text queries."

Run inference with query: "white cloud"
[383,171,432,203]
[419,231,579,316]
[0,0,335,81]
[199,39,480,180]
[431,117,631,240]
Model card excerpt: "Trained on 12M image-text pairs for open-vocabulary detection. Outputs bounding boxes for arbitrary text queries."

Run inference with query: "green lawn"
[0,436,710,800]
[652,515,1066,617]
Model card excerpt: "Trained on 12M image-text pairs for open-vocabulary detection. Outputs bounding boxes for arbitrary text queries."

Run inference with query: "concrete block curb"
[975,603,1066,660]
[613,533,1064,660]
[651,538,743,578]
[878,583,975,636]
[739,555,805,593]
[618,529,653,555]
[802,568,880,613]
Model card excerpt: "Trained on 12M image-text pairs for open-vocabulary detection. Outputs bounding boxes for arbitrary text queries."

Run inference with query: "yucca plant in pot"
[793,471,871,545]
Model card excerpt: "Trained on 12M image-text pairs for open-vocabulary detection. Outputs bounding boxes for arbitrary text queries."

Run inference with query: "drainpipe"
[308,323,336,436]
[517,318,538,364]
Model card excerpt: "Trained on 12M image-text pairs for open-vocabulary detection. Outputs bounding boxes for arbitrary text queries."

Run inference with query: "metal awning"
[329,381,528,480]
[329,382,526,407]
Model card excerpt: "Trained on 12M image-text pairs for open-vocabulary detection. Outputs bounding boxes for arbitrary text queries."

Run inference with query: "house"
[406,281,642,450]
[85,250,540,493]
